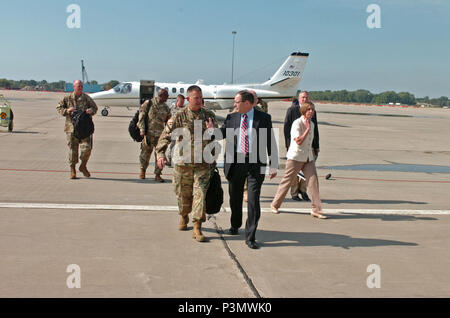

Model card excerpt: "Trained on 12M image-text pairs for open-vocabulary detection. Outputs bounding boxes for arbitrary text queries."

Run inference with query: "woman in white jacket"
[271,101,327,219]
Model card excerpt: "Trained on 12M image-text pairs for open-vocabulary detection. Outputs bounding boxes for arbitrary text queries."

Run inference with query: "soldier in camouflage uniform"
[169,94,186,117]
[256,98,268,113]
[156,85,217,242]
[137,89,170,182]
[56,80,98,179]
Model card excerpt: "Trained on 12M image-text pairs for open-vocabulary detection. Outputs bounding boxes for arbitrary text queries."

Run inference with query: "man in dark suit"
[208,90,278,249]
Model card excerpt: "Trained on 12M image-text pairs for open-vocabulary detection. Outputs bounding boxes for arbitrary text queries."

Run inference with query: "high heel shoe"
[271,205,280,214]
[311,212,328,219]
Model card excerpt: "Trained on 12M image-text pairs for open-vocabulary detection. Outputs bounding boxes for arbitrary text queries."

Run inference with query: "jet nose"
[90,91,107,99]
[89,91,111,107]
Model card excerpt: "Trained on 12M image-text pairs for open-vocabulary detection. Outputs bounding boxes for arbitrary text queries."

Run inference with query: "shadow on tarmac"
[89,177,172,184]
[260,196,427,206]
[317,121,350,128]
[107,115,134,118]
[277,211,437,222]
[0,131,40,134]
[322,199,427,205]
[223,230,418,249]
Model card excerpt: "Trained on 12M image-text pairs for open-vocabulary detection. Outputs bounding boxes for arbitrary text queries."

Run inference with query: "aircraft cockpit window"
[113,83,132,94]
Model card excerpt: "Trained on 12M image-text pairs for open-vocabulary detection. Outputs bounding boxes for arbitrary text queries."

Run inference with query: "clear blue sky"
[1,0,449,97]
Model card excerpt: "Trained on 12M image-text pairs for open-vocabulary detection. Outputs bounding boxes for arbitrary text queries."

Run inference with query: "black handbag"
[128,100,151,142]
[71,109,94,140]
[206,167,224,215]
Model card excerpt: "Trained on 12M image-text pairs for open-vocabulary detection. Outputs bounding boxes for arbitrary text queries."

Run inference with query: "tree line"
[307,89,449,107]
[0,79,120,91]
[1,79,448,107]
[0,79,66,91]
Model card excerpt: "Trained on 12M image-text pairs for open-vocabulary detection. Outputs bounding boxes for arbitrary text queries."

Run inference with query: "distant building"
[20,86,36,91]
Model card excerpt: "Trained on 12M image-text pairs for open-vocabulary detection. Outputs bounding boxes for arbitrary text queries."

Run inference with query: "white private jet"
[90,52,309,116]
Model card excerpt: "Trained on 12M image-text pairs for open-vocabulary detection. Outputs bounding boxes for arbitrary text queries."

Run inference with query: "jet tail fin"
[263,52,309,89]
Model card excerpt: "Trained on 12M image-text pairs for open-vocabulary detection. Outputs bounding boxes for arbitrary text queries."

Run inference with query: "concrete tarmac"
[0,90,449,297]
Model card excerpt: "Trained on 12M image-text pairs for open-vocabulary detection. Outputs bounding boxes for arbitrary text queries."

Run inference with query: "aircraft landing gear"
[101,107,109,116]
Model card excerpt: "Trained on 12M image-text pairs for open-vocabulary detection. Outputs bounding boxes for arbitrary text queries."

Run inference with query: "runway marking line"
[0,168,449,183]
[0,202,449,215]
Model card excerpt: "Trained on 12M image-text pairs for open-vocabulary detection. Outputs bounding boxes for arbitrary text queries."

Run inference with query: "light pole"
[231,31,237,84]
[81,60,85,83]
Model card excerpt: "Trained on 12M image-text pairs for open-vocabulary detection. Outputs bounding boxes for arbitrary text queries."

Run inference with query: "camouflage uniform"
[56,93,98,165]
[169,103,185,118]
[137,97,171,174]
[167,104,186,164]
[255,99,269,113]
[156,106,217,222]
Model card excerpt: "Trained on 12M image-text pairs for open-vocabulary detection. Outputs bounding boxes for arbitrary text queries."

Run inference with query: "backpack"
[129,100,151,142]
[206,167,224,215]
[71,109,94,140]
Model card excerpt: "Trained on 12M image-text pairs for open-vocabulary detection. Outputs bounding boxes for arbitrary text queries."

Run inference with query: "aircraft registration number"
[283,71,301,77]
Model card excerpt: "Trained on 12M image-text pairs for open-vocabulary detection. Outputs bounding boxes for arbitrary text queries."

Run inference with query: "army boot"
[192,220,206,242]
[139,168,146,179]
[79,161,91,178]
[178,215,189,231]
[155,174,164,183]
[70,165,77,179]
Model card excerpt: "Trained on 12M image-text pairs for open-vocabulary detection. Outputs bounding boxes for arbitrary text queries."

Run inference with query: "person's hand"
[157,157,168,170]
[295,136,302,145]
[206,117,214,129]
[167,118,174,129]
[304,119,311,132]
[85,109,93,115]
[140,130,145,137]
[68,107,75,113]
[269,168,277,179]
